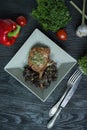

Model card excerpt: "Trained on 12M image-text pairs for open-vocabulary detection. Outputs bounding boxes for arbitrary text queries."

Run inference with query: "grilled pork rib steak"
[28,47,50,79]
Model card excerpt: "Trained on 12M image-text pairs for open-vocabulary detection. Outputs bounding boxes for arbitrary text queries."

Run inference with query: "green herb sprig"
[78,55,87,75]
[32,0,71,32]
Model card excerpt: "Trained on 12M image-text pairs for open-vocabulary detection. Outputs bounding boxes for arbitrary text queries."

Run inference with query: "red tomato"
[16,16,27,27]
[56,29,67,41]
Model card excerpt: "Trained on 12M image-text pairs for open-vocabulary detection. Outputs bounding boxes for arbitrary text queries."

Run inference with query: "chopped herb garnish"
[31,52,45,66]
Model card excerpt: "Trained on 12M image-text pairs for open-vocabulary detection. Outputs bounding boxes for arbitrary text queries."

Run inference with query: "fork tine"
[71,70,82,83]
[68,69,79,82]
[71,70,81,80]
[68,69,82,85]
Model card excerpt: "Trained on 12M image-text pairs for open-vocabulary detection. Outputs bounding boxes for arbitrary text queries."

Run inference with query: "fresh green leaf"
[78,55,87,75]
[32,0,71,32]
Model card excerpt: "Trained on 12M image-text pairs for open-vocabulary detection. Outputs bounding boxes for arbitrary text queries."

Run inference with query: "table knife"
[47,72,82,129]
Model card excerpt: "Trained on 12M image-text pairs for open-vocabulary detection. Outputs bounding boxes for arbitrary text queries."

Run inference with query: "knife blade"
[60,73,82,108]
[47,71,82,129]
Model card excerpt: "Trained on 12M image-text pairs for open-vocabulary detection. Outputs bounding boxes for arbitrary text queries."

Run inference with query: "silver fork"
[49,68,82,117]
[47,68,82,129]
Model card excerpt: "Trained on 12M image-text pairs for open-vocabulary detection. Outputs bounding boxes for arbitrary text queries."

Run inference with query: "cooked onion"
[23,61,58,89]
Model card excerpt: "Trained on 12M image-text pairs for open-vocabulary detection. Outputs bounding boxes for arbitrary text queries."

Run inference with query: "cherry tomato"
[56,29,67,41]
[16,16,27,27]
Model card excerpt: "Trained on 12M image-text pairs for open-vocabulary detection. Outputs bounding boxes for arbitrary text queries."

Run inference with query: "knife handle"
[47,107,62,129]
[49,86,70,117]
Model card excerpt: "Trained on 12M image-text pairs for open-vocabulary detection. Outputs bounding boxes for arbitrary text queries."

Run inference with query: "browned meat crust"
[28,47,50,73]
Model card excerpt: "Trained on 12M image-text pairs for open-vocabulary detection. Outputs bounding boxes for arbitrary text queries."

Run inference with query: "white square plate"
[4,28,77,102]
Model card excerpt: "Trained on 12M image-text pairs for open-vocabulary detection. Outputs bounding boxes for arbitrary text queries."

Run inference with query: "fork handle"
[49,86,70,117]
[47,107,62,129]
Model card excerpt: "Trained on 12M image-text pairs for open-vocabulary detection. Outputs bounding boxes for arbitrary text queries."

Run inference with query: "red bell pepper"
[0,19,21,46]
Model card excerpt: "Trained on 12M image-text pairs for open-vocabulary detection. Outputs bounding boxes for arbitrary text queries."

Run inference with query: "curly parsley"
[32,0,71,32]
[78,55,87,75]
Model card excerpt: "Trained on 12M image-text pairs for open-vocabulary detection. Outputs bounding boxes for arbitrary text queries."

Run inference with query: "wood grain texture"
[0,0,87,130]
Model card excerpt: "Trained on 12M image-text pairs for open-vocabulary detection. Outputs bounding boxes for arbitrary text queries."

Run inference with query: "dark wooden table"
[0,0,87,130]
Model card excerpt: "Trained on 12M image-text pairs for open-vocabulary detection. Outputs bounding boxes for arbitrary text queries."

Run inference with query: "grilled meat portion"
[28,47,50,73]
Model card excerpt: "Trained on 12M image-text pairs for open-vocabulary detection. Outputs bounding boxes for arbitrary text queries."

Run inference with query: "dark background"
[0,0,87,130]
